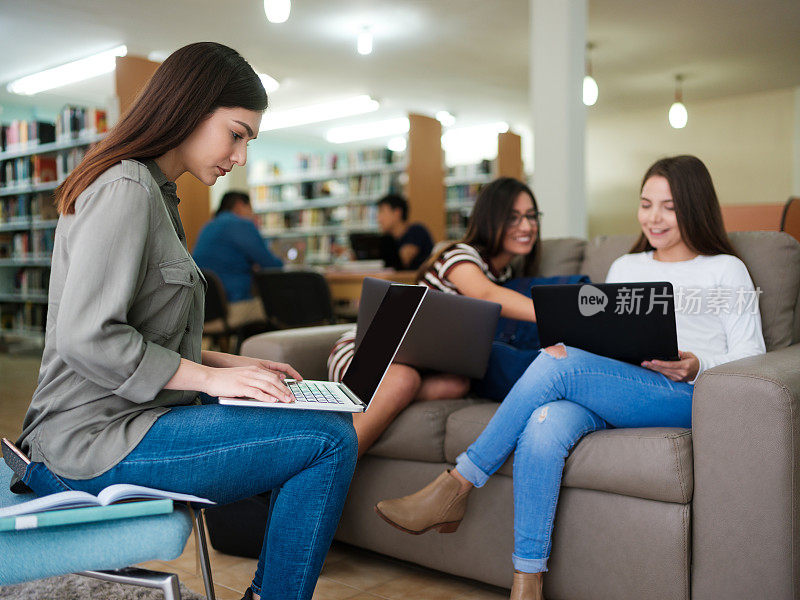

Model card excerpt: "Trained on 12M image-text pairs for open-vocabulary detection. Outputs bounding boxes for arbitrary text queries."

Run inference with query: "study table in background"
[323,269,417,319]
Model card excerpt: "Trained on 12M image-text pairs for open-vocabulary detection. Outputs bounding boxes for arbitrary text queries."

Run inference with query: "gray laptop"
[355,277,501,378]
[219,284,427,412]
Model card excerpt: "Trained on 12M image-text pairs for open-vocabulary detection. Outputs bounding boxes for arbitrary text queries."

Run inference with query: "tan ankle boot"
[374,470,470,534]
[510,571,544,600]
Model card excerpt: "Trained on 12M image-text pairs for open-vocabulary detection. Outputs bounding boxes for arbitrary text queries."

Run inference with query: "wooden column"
[406,113,445,242]
[497,131,524,180]
[114,55,211,250]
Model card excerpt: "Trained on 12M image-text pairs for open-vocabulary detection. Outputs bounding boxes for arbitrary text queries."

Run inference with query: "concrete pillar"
[530,0,588,238]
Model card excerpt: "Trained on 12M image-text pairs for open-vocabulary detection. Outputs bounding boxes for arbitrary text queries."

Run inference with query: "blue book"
[0,498,174,531]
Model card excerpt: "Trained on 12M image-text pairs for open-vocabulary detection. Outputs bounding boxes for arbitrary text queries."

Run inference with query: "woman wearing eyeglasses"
[328,177,548,456]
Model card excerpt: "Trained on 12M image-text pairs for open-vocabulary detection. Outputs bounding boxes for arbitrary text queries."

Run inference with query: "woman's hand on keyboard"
[201,365,296,403]
[200,351,302,382]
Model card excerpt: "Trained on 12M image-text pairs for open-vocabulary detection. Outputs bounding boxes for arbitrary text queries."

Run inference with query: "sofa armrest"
[691,343,800,600]
[240,324,354,381]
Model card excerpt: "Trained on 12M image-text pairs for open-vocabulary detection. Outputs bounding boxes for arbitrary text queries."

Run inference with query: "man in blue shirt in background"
[193,190,282,326]
[376,194,434,270]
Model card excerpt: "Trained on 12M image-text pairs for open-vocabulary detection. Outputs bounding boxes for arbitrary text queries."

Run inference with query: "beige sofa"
[241,232,800,600]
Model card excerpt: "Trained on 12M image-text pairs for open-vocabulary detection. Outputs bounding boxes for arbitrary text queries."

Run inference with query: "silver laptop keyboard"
[287,381,345,404]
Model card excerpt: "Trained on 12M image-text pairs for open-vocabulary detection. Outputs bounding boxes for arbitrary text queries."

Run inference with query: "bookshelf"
[0,112,107,346]
[248,113,444,265]
[444,130,524,240]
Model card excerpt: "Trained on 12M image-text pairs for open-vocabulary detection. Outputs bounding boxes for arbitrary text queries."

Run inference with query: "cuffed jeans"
[455,345,693,573]
[22,403,358,600]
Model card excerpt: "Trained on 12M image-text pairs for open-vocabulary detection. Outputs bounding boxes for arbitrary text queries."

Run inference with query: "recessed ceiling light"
[358,27,373,56]
[264,0,291,23]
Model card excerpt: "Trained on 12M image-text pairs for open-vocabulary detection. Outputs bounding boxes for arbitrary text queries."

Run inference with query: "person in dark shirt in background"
[193,190,282,326]
[376,193,434,270]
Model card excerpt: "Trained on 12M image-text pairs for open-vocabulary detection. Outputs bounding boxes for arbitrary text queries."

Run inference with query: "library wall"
[586,86,797,237]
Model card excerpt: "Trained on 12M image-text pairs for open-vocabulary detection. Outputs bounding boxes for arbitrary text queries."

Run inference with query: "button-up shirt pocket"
[139,256,198,340]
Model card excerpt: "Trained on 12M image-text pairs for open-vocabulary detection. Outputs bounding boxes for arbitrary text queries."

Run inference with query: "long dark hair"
[57,42,267,214]
[631,155,737,257]
[417,176,541,279]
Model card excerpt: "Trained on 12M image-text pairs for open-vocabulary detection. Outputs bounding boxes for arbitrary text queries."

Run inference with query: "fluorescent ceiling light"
[260,95,380,131]
[258,73,280,93]
[7,45,127,96]
[358,27,373,56]
[326,117,410,144]
[435,110,456,127]
[264,0,291,23]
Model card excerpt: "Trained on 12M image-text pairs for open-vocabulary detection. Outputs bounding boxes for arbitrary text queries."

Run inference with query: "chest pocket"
[140,256,198,340]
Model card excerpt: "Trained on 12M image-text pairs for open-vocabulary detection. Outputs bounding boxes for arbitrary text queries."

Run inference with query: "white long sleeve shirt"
[605,251,766,383]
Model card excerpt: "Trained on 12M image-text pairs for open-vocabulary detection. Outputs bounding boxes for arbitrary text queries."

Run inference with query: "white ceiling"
[1,0,798,143]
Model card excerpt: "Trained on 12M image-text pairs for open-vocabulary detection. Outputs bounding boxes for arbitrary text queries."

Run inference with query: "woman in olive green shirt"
[14,42,357,600]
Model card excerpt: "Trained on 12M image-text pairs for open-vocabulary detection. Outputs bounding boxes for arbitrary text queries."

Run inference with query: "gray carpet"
[0,573,206,599]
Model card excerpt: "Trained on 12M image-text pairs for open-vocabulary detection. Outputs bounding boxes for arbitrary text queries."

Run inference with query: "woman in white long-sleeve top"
[375,155,766,600]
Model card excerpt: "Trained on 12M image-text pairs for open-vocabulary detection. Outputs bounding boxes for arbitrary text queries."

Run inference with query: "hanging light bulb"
[583,42,598,106]
[357,26,373,55]
[669,75,688,129]
[264,0,290,23]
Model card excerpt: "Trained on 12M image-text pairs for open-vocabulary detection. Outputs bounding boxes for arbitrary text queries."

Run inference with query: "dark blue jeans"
[22,403,358,600]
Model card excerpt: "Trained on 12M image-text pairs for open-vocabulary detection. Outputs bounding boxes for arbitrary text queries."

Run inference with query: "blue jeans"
[22,403,358,600]
[455,345,693,573]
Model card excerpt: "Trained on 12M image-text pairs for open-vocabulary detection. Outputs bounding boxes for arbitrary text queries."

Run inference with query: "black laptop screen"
[342,285,426,403]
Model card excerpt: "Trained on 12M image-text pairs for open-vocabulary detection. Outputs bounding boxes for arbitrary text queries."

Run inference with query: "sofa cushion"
[444,402,693,504]
[728,231,800,350]
[524,237,587,278]
[580,234,638,283]
[367,399,481,462]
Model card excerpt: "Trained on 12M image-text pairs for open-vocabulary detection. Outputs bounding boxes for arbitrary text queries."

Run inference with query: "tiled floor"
[1,352,508,600]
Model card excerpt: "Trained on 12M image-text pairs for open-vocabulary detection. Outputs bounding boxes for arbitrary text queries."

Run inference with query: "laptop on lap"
[355,277,501,378]
[219,284,427,412]
[530,282,679,364]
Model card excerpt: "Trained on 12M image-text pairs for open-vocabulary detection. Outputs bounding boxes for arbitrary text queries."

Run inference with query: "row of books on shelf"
[446,159,494,181]
[447,211,470,231]
[0,193,59,223]
[5,268,49,296]
[252,173,397,207]
[446,183,485,203]
[249,147,403,183]
[1,147,88,190]
[0,106,108,153]
[258,204,378,232]
[0,303,45,333]
[0,230,55,259]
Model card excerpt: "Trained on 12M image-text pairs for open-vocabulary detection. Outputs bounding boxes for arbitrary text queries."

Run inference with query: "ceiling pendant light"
[582,42,598,107]
[264,0,290,24]
[669,75,688,129]
[357,26,373,56]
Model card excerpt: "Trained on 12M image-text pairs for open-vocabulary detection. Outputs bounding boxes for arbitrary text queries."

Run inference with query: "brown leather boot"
[510,571,544,600]
[374,470,470,534]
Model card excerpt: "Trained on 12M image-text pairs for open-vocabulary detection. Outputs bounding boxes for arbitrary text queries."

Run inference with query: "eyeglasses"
[505,211,542,228]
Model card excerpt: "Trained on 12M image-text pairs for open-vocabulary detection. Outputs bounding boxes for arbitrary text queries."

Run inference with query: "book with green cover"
[0,498,174,531]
